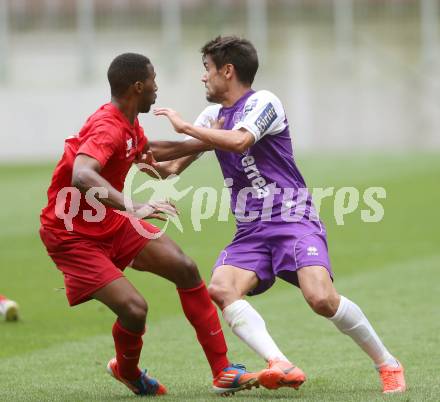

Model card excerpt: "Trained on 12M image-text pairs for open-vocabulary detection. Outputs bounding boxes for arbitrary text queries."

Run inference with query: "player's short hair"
[107,53,151,97]
[201,36,259,85]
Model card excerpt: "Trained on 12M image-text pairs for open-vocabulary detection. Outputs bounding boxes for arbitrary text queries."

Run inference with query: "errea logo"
[307,246,319,256]
[244,99,258,115]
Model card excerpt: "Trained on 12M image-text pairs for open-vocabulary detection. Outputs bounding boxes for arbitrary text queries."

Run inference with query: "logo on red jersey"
[126,138,133,158]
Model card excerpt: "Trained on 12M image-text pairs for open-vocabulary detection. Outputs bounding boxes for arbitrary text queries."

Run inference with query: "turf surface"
[0,153,439,401]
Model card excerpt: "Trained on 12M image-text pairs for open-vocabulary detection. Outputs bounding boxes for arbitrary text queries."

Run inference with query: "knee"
[121,295,148,326]
[175,255,201,288]
[208,282,234,309]
[306,292,339,317]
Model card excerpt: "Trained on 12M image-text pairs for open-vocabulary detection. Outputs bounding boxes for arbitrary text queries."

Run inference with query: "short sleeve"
[233,90,287,142]
[193,104,222,128]
[77,123,123,168]
[181,104,221,156]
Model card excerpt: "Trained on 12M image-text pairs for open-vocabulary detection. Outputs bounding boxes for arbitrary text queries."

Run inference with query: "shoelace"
[381,370,399,391]
[268,359,287,369]
[231,363,246,371]
[136,369,159,395]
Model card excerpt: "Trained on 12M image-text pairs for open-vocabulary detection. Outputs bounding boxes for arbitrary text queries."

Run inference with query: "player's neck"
[111,97,138,125]
[221,85,252,108]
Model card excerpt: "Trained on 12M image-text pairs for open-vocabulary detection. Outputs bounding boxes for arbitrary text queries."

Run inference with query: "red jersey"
[40,103,147,239]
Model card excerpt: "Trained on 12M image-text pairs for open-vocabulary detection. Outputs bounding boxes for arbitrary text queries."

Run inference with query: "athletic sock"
[112,319,144,380]
[177,282,230,377]
[329,295,399,368]
[222,299,289,362]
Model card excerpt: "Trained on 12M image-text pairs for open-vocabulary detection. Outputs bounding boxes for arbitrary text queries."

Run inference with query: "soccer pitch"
[0,153,439,401]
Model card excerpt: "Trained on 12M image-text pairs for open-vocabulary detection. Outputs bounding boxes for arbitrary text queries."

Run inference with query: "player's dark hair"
[107,53,151,97]
[201,36,259,85]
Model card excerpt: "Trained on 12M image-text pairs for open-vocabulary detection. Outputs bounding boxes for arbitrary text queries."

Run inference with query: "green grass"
[0,153,439,401]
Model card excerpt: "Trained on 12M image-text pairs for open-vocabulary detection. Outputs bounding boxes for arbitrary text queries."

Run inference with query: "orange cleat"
[378,361,406,394]
[258,359,306,390]
[212,363,259,396]
[107,358,167,396]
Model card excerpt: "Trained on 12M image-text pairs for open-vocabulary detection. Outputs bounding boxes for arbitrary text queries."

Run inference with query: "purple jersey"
[194,90,313,227]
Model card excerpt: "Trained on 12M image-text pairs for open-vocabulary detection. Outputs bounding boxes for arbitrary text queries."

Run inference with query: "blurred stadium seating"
[0,0,438,160]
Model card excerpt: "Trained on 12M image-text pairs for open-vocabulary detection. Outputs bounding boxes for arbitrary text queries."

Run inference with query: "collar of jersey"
[105,102,137,129]
[220,89,255,112]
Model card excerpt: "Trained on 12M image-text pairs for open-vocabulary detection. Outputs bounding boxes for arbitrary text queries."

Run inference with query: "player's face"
[139,64,158,113]
[201,56,227,103]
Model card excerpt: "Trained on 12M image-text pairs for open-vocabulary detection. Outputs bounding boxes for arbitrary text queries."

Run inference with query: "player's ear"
[133,81,144,94]
[223,64,234,80]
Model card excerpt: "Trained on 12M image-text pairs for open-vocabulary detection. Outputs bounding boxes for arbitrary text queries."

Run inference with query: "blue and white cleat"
[212,363,259,396]
[107,357,167,396]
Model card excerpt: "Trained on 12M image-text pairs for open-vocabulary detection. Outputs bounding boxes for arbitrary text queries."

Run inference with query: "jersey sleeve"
[194,105,221,128]
[193,104,222,128]
[233,90,287,142]
[77,122,123,168]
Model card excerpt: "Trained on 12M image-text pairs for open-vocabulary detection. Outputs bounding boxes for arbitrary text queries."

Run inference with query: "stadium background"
[0,1,439,401]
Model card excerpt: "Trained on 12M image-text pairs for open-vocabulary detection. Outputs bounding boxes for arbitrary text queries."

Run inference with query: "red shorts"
[39,219,160,306]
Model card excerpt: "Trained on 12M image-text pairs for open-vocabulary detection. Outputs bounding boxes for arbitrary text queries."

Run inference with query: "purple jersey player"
[191,88,332,296]
[152,36,406,395]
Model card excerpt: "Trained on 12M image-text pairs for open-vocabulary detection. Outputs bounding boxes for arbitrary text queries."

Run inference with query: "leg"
[298,266,406,393]
[209,265,288,363]
[93,277,147,380]
[298,265,397,365]
[40,226,148,383]
[93,277,147,332]
[297,265,340,317]
[93,277,167,395]
[208,265,258,310]
[39,224,165,395]
[132,234,229,378]
[131,233,201,288]
[209,265,307,390]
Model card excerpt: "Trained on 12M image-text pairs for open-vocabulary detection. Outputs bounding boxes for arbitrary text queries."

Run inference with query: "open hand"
[137,150,163,177]
[208,116,225,130]
[132,200,179,221]
[154,107,188,134]
[136,150,178,179]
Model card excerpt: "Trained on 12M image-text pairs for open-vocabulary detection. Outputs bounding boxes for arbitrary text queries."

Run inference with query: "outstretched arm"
[134,138,212,178]
[149,138,213,161]
[137,151,200,178]
[159,154,200,176]
[72,154,177,220]
[154,108,255,153]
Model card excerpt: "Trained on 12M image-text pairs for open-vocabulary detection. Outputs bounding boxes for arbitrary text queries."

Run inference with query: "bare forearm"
[149,139,211,161]
[173,154,199,174]
[142,154,198,179]
[182,124,252,153]
[71,168,129,210]
[71,155,177,221]
[154,108,254,153]
[163,155,198,176]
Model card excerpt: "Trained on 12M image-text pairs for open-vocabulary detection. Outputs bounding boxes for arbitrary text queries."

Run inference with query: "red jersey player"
[39,53,258,396]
